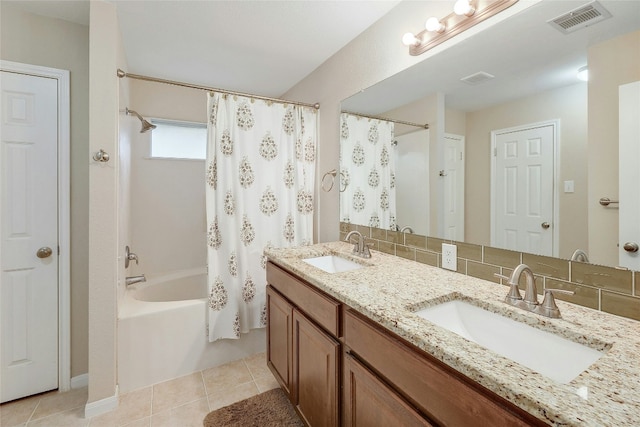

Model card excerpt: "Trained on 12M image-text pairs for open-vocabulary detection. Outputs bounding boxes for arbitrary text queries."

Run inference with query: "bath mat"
[202,388,304,427]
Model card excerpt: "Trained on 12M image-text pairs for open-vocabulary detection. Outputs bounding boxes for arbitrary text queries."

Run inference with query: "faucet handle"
[538,288,574,318]
[494,273,523,302]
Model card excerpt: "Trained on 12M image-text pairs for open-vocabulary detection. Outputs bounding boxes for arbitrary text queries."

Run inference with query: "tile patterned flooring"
[0,352,279,427]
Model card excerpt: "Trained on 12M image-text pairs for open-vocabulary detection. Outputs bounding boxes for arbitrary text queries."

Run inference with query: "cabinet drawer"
[267,262,340,336]
[344,352,434,427]
[343,309,544,427]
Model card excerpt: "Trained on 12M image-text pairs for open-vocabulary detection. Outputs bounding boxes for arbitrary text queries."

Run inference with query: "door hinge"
[493,148,497,157]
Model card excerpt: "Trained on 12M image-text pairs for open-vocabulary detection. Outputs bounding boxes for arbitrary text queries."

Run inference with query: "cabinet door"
[267,286,293,399]
[344,353,434,427]
[293,309,340,427]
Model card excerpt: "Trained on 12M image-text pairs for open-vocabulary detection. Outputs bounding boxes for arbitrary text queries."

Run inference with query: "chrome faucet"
[125,274,146,286]
[344,230,371,258]
[400,226,414,234]
[495,264,574,318]
[570,249,589,263]
[125,246,139,268]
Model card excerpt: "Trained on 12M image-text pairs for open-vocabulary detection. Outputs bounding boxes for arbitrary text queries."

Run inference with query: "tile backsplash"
[339,222,640,322]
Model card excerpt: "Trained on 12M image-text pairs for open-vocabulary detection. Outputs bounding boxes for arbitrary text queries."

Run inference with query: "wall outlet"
[442,243,457,271]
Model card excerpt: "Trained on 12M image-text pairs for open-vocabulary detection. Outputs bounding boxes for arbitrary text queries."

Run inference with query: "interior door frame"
[0,60,71,392]
[490,119,560,257]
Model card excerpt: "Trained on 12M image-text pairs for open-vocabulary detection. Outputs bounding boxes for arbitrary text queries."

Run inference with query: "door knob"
[37,247,53,258]
[623,242,639,253]
[541,222,550,229]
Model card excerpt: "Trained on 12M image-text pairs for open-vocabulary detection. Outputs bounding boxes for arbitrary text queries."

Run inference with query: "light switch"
[564,180,575,193]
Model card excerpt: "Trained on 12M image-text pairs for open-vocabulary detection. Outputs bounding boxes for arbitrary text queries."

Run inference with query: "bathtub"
[117,268,265,392]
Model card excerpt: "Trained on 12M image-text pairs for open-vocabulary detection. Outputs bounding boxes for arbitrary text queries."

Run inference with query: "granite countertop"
[265,241,640,426]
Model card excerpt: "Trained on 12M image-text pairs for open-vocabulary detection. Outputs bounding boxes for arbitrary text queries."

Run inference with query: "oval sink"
[414,300,606,384]
[303,255,364,273]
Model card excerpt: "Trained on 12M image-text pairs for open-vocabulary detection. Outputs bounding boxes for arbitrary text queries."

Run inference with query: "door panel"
[493,124,554,256]
[619,81,640,269]
[443,134,464,241]
[1,71,59,402]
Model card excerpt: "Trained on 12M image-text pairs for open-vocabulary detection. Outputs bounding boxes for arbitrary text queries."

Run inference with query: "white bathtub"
[117,268,265,392]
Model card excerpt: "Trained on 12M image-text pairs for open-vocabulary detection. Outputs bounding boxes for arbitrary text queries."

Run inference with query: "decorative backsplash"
[339,222,640,322]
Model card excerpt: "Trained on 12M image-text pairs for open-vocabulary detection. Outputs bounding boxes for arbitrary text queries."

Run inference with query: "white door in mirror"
[619,81,640,270]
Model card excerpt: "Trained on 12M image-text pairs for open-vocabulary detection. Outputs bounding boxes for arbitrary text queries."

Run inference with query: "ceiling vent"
[548,1,612,34]
[460,71,495,85]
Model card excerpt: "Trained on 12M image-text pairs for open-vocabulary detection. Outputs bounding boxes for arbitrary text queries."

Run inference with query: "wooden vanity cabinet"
[266,262,340,427]
[343,351,434,427]
[343,309,546,427]
[267,261,545,427]
[266,286,293,399]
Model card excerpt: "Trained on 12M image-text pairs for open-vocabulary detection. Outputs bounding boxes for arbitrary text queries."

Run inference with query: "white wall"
[128,80,208,279]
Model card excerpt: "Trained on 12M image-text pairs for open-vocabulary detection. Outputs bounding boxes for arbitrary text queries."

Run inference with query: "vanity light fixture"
[402,32,421,47]
[454,0,476,17]
[403,0,519,56]
[425,17,446,33]
[577,65,589,81]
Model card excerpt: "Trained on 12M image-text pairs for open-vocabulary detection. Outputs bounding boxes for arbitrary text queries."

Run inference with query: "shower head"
[126,108,157,133]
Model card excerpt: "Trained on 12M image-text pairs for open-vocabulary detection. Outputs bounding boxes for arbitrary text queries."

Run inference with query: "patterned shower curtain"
[339,113,396,230]
[206,92,317,342]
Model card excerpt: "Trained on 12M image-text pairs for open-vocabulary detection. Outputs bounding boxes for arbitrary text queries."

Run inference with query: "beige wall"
[588,30,640,266]
[283,1,534,243]
[0,3,90,378]
[128,80,208,278]
[88,0,120,406]
[464,82,588,259]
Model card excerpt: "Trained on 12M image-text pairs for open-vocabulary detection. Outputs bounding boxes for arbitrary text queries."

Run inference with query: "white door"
[491,123,555,256]
[1,70,59,402]
[443,133,464,241]
[619,81,640,270]
[395,129,429,235]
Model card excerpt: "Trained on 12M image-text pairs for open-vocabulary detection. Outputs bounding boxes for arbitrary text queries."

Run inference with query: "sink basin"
[414,300,606,384]
[302,255,364,273]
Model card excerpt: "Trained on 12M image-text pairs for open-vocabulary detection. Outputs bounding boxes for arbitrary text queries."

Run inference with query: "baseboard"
[84,385,119,419]
[71,373,89,389]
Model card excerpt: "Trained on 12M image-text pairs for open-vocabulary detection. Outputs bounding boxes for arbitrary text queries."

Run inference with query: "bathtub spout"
[125,274,146,286]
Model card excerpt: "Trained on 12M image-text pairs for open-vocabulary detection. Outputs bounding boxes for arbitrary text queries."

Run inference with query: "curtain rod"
[116,69,320,110]
[342,111,429,129]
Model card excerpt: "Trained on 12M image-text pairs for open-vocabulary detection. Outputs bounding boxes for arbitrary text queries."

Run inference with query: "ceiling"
[5,0,399,97]
[342,0,640,114]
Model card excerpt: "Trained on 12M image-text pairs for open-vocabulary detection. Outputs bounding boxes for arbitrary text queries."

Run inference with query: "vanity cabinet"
[267,261,545,427]
[266,262,340,427]
[343,352,433,427]
[343,309,545,427]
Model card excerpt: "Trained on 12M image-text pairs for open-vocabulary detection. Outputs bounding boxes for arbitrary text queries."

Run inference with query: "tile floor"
[0,352,279,427]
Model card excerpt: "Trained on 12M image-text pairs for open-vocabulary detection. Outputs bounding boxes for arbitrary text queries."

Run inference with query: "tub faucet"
[495,264,574,318]
[125,274,146,287]
[344,230,371,258]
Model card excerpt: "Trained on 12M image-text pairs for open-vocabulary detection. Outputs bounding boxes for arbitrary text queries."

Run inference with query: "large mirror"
[340,0,640,268]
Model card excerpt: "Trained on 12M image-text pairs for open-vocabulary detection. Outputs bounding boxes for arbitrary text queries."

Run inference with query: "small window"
[150,119,207,160]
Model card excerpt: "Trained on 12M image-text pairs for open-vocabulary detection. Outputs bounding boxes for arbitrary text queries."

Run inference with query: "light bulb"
[577,66,588,81]
[402,32,420,46]
[454,0,475,16]
[425,17,445,33]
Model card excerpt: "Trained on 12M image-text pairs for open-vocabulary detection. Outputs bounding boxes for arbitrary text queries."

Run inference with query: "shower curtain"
[206,92,317,342]
[340,113,396,230]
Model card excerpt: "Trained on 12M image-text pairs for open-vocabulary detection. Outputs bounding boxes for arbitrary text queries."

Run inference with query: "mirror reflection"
[340,0,640,268]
